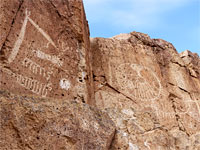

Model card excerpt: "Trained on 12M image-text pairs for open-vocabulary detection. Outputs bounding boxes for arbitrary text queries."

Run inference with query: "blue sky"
[83,0,200,55]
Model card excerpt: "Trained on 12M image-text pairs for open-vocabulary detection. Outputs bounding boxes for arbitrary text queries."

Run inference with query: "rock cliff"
[91,32,200,150]
[0,0,93,103]
[0,91,115,150]
[0,0,200,150]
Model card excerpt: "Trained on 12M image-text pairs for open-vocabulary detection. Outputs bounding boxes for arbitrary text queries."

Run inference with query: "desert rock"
[0,91,115,150]
[0,0,200,149]
[91,32,200,150]
[0,0,93,103]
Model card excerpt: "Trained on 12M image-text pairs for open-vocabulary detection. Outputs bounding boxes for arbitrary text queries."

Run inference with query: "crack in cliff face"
[0,0,24,52]
[105,83,137,104]
[49,0,66,18]
[108,129,116,150]
[168,93,190,136]
[171,61,185,68]
[95,81,137,104]
[168,80,191,96]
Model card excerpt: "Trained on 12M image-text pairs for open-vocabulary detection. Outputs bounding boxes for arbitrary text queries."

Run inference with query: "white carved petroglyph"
[16,74,52,97]
[8,10,30,63]
[60,78,71,90]
[128,143,139,150]
[185,94,200,122]
[144,141,151,150]
[1,66,52,97]
[33,50,63,67]
[22,57,53,80]
[8,9,57,64]
[191,92,200,118]
[115,63,162,101]
[28,17,57,48]
[151,97,200,122]
[5,8,74,95]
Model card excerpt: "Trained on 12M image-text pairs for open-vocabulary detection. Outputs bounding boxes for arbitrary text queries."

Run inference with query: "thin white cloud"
[83,0,196,29]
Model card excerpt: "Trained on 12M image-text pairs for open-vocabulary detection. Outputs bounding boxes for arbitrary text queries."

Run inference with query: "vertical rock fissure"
[0,0,24,52]
[169,93,190,136]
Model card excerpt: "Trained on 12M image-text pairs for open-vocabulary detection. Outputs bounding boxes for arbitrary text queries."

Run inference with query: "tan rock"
[0,0,94,104]
[180,50,200,78]
[1,0,200,149]
[91,31,200,149]
[0,91,115,150]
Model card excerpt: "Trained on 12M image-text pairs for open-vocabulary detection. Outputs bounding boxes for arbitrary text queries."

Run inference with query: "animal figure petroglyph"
[116,63,162,101]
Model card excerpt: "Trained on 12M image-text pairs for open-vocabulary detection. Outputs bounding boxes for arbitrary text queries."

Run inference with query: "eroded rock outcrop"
[91,32,200,150]
[1,0,200,149]
[0,0,93,103]
[0,91,115,150]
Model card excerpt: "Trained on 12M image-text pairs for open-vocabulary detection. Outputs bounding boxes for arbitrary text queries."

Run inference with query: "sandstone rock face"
[1,1,200,149]
[0,0,93,103]
[91,32,200,150]
[0,91,115,150]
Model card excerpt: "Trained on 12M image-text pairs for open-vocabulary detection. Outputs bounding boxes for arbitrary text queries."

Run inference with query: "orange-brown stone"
[0,0,93,103]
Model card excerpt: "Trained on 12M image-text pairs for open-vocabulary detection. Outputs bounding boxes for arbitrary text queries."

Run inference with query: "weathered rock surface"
[1,0,200,149]
[0,0,93,103]
[91,32,200,150]
[0,91,115,150]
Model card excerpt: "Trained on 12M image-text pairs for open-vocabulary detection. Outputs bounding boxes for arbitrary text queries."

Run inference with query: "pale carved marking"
[32,49,63,67]
[16,74,52,97]
[8,10,30,63]
[60,78,71,91]
[22,57,53,80]
[151,96,200,122]
[115,63,162,101]
[185,93,200,122]
[28,17,57,48]
[8,9,57,64]
[4,8,75,96]
[1,67,52,97]
[191,92,200,117]
[128,143,139,150]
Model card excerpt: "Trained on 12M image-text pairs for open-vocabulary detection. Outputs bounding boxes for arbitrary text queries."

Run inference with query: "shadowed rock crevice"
[0,0,24,52]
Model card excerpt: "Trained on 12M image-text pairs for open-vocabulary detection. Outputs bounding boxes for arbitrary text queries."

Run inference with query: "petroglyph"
[22,57,53,80]
[28,17,57,48]
[60,78,71,90]
[115,63,162,101]
[191,92,200,116]
[128,143,139,150]
[144,141,151,150]
[33,50,63,67]
[1,66,52,97]
[16,74,52,97]
[8,9,57,64]
[8,9,30,63]
[185,93,200,122]
[151,98,200,122]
